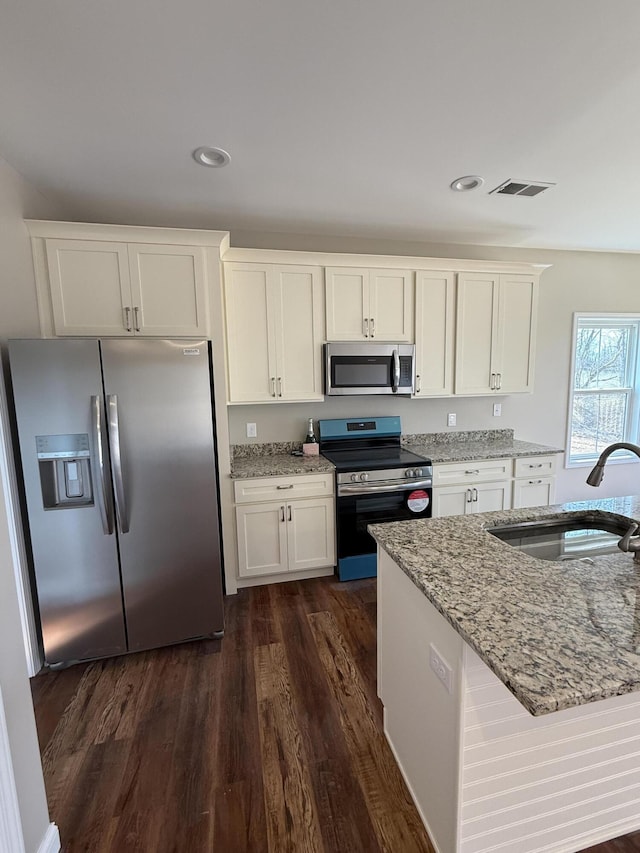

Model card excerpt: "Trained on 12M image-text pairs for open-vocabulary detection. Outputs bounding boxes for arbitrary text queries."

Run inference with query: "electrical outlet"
[447,413,457,427]
[246,422,257,438]
[429,644,454,693]
[493,403,502,417]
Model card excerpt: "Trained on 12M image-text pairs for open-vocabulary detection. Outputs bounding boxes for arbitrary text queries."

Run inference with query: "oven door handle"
[338,478,432,496]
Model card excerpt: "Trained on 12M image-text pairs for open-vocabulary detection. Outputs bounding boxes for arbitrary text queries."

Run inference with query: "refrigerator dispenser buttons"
[36,433,94,509]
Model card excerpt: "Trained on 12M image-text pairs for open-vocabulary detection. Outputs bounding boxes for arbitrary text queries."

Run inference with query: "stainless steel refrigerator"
[9,338,224,666]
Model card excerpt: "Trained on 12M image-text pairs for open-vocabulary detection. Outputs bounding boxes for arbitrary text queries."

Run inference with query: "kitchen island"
[370,496,640,853]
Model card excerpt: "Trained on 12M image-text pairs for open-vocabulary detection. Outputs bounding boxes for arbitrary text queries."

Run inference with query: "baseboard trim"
[37,823,60,853]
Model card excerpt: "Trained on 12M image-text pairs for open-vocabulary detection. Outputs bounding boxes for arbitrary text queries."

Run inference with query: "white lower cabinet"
[432,455,558,518]
[433,480,512,518]
[234,474,335,580]
[512,454,557,508]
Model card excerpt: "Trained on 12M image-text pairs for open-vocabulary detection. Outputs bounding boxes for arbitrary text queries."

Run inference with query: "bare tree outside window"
[569,321,637,463]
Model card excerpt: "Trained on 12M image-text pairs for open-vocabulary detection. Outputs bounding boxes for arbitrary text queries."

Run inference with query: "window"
[567,315,640,465]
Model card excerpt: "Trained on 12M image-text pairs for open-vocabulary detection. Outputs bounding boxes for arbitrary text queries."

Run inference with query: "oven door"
[335,481,432,579]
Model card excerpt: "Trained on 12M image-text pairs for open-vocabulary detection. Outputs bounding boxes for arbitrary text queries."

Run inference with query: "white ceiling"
[2,0,640,251]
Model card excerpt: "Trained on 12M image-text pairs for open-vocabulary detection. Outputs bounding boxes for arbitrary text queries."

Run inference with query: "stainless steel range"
[318,416,432,580]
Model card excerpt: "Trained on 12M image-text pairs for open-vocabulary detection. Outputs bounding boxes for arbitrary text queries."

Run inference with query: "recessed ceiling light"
[450,175,484,192]
[192,146,231,168]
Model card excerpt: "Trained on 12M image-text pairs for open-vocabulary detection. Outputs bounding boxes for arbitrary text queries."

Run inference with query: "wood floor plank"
[254,641,325,853]
[212,591,268,850]
[271,581,381,853]
[308,609,435,853]
[30,575,640,852]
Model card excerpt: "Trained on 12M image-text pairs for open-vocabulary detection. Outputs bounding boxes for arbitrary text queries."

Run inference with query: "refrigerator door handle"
[107,394,130,534]
[91,395,114,535]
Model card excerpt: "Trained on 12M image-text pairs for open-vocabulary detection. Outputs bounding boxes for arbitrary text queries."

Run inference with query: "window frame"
[566,312,640,468]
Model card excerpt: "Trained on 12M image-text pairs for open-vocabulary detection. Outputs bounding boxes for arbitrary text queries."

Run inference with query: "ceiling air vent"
[490,179,556,197]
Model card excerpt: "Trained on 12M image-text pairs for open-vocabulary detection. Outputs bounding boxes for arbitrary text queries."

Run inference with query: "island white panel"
[378,548,464,853]
[460,648,640,852]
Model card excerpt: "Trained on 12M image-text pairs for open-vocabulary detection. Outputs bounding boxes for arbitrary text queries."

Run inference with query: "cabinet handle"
[416,374,421,394]
[134,306,141,332]
[277,377,283,397]
[276,484,294,490]
[280,506,285,522]
[489,373,496,390]
[529,463,543,469]
[123,307,132,332]
[288,505,292,521]
[496,373,502,390]
[529,479,543,485]
[465,469,480,475]
[466,488,473,503]
[473,487,478,502]
[363,318,369,338]
[370,317,375,338]
[271,377,276,397]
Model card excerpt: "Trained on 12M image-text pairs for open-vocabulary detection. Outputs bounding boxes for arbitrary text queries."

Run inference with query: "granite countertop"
[230,430,562,478]
[230,442,335,479]
[402,429,563,464]
[369,496,640,716]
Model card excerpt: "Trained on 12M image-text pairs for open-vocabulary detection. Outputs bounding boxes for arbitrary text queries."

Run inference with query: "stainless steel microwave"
[324,343,416,396]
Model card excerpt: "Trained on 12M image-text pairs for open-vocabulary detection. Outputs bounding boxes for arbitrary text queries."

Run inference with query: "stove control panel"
[406,468,425,478]
[350,472,370,482]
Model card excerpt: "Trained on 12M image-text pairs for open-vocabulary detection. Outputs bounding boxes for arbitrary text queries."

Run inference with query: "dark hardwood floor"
[30,577,640,853]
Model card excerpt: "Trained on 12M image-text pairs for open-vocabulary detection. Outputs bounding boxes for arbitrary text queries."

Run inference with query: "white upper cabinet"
[44,238,209,337]
[128,244,208,337]
[455,273,538,395]
[224,263,324,403]
[325,267,413,341]
[45,239,134,336]
[414,271,455,397]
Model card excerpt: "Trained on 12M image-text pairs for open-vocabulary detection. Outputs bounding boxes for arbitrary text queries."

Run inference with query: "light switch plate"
[447,413,457,427]
[246,422,257,438]
[493,403,502,417]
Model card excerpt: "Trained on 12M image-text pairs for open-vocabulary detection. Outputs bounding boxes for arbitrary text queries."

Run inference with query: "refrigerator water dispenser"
[36,433,94,509]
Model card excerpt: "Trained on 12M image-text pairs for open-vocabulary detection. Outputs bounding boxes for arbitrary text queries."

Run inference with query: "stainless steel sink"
[487,513,633,562]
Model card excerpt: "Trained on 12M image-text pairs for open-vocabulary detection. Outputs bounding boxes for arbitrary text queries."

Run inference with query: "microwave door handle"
[392,349,400,393]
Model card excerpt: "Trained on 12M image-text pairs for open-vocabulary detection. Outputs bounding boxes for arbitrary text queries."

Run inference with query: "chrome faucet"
[586,442,640,487]
[586,442,640,560]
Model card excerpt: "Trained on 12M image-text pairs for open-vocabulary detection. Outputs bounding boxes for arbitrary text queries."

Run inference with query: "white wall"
[227,230,640,503]
[0,153,65,853]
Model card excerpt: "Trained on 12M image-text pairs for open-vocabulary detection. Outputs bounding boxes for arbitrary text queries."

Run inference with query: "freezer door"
[100,339,223,650]
[8,339,125,665]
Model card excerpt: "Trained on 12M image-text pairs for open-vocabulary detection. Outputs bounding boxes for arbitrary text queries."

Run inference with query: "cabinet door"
[431,485,473,518]
[236,503,288,577]
[128,244,208,337]
[454,273,499,395]
[287,498,335,571]
[369,269,414,342]
[513,477,555,509]
[414,272,454,396]
[325,267,369,340]
[272,266,324,401]
[46,239,132,336]
[472,481,512,514]
[224,264,277,402]
[495,274,537,393]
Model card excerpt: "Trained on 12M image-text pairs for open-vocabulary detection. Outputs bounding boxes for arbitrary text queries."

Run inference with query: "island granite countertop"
[370,495,640,716]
